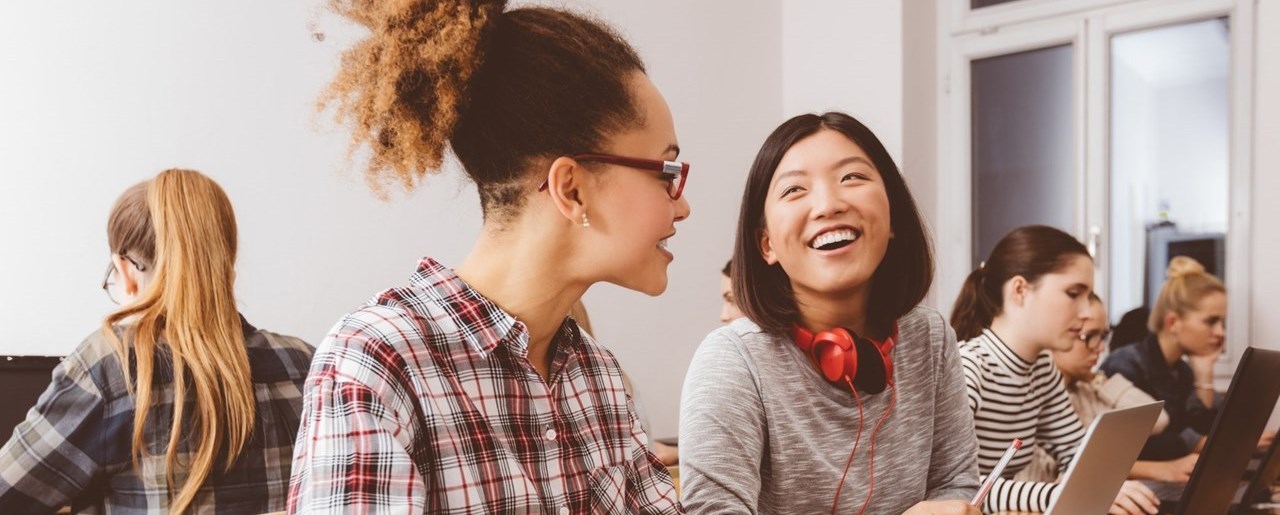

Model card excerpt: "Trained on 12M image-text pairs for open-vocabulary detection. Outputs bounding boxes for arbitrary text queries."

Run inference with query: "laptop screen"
[0,356,63,440]
[1174,347,1280,514]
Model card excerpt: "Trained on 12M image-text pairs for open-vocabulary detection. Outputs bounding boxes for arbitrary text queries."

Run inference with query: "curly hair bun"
[322,0,508,192]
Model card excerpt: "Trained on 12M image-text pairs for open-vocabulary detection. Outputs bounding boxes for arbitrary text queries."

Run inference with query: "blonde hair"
[1148,256,1226,333]
[102,169,254,513]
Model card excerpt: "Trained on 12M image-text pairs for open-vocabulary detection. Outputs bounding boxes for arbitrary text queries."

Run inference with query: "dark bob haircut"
[731,112,934,337]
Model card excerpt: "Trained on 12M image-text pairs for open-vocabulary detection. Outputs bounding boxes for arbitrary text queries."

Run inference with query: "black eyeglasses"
[538,153,691,200]
[1078,329,1112,352]
[102,255,147,305]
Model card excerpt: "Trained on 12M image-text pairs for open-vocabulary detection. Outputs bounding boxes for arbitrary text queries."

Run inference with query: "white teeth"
[809,229,858,249]
[658,239,668,249]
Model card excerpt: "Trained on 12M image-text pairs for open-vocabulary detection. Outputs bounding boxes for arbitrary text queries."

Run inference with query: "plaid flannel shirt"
[287,257,682,515]
[0,318,314,514]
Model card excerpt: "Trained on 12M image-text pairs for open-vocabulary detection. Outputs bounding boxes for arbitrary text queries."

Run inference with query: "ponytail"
[950,266,999,341]
[102,169,253,513]
[949,225,1091,341]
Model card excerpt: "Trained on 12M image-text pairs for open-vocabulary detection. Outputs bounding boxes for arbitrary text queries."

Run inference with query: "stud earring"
[582,213,591,228]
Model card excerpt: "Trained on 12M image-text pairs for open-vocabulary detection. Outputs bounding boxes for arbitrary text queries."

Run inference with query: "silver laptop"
[1045,401,1165,515]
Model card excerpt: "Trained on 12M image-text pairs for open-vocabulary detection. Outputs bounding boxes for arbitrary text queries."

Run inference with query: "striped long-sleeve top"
[959,329,1087,513]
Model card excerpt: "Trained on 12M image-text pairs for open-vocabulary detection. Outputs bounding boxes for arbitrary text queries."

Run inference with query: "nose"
[1077,296,1092,320]
[674,193,691,222]
[809,183,849,220]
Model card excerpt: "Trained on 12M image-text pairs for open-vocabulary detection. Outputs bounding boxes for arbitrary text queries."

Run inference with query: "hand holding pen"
[971,438,1023,508]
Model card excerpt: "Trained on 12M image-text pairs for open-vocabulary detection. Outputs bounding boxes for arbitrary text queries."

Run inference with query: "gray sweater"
[678,306,979,514]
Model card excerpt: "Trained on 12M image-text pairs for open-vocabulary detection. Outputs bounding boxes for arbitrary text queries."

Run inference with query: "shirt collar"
[404,257,584,359]
[1140,333,1177,378]
[407,257,524,356]
[982,328,1036,376]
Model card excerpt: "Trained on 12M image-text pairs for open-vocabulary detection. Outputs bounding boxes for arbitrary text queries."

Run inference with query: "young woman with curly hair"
[287,1,691,513]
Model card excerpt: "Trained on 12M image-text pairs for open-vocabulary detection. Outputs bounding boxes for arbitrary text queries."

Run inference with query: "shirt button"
[546,428,558,441]
[559,507,570,515]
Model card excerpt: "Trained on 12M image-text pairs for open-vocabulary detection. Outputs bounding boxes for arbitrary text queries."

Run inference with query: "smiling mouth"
[809,228,861,251]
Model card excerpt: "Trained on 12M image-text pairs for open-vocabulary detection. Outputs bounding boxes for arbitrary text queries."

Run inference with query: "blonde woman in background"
[1101,256,1273,461]
[0,169,314,513]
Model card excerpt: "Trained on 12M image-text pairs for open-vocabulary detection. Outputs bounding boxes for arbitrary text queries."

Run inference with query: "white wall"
[783,0,904,164]
[1250,0,1280,355]
[554,0,784,438]
[0,0,784,439]
[903,0,940,237]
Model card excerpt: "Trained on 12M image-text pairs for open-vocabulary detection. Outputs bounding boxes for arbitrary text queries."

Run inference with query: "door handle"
[1087,225,1102,258]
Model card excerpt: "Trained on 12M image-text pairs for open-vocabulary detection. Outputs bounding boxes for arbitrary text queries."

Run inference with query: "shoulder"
[311,303,446,388]
[568,328,626,377]
[688,318,783,379]
[67,328,123,372]
[697,318,778,361]
[1100,343,1146,374]
[897,306,954,354]
[245,328,316,382]
[898,305,949,337]
[956,334,996,384]
[957,333,992,365]
[58,328,124,397]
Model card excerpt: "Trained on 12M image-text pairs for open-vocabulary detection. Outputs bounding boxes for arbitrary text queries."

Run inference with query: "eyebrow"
[831,156,874,170]
[775,156,875,180]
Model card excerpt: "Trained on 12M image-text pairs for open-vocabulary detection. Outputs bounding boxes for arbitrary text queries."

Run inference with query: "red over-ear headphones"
[792,325,897,394]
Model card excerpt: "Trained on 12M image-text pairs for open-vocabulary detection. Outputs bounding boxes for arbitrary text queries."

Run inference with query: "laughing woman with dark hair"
[679,112,979,515]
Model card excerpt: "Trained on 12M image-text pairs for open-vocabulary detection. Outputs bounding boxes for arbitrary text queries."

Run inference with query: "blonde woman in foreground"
[0,169,314,513]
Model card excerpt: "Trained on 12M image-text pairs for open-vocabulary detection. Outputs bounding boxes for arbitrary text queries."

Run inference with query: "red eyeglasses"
[538,153,690,200]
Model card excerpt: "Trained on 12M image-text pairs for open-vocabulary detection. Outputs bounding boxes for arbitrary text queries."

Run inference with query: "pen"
[971,438,1023,507]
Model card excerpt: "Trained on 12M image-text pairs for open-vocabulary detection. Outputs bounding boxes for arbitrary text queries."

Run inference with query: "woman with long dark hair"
[952,225,1158,514]
[680,112,979,514]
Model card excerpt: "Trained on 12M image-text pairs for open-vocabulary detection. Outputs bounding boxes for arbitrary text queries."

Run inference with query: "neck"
[455,219,586,376]
[1061,372,1075,387]
[793,283,873,338]
[1156,331,1185,366]
[988,316,1043,363]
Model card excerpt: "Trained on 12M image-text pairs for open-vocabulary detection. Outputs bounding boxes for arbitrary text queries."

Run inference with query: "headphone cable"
[831,379,865,515]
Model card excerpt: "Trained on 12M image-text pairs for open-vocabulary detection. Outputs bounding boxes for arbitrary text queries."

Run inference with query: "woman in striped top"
[950,225,1159,514]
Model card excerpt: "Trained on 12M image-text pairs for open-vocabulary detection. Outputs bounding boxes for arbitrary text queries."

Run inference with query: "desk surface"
[996,506,1280,514]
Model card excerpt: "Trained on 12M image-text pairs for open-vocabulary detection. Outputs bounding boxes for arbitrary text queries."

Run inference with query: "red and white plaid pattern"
[287,257,682,514]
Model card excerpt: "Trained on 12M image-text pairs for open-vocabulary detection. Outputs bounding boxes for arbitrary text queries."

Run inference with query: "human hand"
[651,441,679,466]
[1188,348,1222,381]
[1155,454,1198,483]
[1259,430,1276,452]
[902,500,980,515]
[1109,480,1159,514]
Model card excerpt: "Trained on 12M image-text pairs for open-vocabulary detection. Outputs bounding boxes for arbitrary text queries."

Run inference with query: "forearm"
[1195,387,1216,408]
[1128,460,1162,481]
